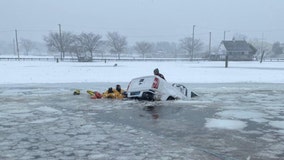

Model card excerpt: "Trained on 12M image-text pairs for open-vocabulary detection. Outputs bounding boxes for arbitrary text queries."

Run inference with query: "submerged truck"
[126,75,196,101]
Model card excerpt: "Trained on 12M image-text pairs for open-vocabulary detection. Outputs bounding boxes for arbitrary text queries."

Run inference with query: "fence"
[1,56,283,62]
[0,57,207,62]
[263,58,284,62]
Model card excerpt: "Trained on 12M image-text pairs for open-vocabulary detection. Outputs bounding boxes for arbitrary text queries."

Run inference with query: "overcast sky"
[0,0,283,46]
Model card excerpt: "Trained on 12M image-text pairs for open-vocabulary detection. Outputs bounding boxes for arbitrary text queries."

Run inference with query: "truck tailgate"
[128,76,155,91]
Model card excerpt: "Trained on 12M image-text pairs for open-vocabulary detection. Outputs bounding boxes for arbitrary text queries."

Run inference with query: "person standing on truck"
[153,68,166,80]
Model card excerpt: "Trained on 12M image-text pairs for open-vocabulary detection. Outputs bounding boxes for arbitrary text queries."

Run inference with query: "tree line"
[5,31,284,61]
[43,31,204,61]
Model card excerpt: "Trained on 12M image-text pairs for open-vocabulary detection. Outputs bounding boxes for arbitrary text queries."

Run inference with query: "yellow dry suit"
[102,87,125,99]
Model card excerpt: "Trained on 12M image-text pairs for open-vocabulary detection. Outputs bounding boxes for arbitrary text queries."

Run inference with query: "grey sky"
[0,0,283,46]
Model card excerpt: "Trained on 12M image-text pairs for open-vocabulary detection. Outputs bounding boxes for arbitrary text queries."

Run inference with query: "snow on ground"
[1,60,284,84]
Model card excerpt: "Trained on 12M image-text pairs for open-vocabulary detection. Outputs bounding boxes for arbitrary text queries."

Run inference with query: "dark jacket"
[156,73,165,80]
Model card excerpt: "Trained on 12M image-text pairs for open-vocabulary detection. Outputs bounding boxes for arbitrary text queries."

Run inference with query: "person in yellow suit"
[114,84,126,99]
[102,85,126,99]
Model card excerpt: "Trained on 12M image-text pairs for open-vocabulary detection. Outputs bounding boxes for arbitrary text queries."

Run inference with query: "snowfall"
[1,60,284,160]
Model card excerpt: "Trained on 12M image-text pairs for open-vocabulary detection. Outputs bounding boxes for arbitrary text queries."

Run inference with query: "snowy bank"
[1,61,284,84]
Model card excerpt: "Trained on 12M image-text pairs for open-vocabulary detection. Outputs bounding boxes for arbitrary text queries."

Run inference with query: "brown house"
[211,40,257,61]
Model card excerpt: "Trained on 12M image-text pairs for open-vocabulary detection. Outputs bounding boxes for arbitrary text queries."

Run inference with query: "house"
[211,40,257,61]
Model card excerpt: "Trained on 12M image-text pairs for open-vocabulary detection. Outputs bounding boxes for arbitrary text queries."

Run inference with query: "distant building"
[211,40,257,61]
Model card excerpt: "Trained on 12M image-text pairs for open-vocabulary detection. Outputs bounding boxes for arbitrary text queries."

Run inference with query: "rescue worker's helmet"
[116,85,121,92]
[108,87,113,93]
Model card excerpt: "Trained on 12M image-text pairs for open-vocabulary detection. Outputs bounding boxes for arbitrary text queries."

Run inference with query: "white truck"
[126,75,196,101]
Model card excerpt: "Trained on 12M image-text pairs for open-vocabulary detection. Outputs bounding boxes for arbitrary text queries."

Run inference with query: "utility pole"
[224,30,229,68]
[209,32,211,55]
[13,39,16,55]
[260,33,264,63]
[15,29,20,60]
[261,33,264,55]
[260,50,265,63]
[191,25,195,61]
[58,24,63,60]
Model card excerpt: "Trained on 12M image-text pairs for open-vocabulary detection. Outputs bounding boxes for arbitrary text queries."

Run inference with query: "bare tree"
[68,36,85,61]
[134,41,152,58]
[272,41,283,56]
[44,31,75,59]
[20,38,34,55]
[106,32,127,59]
[180,37,203,58]
[249,39,272,59]
[77,32,103,58]
[153,41,178,58]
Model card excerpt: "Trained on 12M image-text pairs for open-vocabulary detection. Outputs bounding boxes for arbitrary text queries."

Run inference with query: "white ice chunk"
[36,106,62,114]
[30,118,58,124]
[205,118,247,130]
[269,121,284,130]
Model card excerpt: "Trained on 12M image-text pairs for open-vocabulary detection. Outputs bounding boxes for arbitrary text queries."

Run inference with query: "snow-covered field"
[0,60,284,84]
[1,60,284,159]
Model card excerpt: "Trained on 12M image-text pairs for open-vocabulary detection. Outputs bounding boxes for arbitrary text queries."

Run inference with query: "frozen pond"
[0,83,284,160]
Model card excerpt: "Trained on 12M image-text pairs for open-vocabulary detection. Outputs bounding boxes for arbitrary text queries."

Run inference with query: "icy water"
[0,83,284,160]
